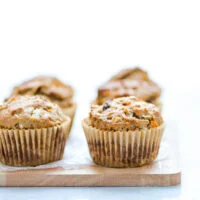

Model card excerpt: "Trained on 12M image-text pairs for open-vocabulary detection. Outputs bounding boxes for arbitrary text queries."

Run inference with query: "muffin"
[0,96,71,166]
[6,76,76,121]
[109,67,149,81]
[82,96,164,168]
[95,67,162,111]
[97,79,162,109]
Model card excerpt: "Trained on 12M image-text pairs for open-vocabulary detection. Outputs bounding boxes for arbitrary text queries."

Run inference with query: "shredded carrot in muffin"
[151,120,159,127]
[90,96,163,131]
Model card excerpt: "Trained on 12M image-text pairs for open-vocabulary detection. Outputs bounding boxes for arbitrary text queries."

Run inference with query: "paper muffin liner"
[82,118,165,168]
[62,103,76,129]
[0,119,71,167]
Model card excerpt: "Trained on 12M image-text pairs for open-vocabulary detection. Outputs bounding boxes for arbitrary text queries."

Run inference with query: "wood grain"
[0,122,181,187]
[0,158,181,186]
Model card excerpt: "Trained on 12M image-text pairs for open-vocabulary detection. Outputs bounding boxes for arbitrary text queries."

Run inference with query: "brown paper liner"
[0,119,71,167]
[62,103,76,129]
[82,118,164,168]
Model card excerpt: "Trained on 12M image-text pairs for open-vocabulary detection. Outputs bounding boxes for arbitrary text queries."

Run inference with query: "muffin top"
[90,96,163,131]
[8,76,74,108]
[0,96,68,129]
[97,79,161,105]
[109,67,149,81]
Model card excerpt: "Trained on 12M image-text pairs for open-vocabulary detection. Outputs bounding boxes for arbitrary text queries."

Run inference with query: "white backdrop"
[1,1,200,117]
[0,1,200,199]
[0,0,200,90]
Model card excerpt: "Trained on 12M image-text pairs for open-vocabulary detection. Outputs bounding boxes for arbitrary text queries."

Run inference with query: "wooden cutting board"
[0,122,181,187]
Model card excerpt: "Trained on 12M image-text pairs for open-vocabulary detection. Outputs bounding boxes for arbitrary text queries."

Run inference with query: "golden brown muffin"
[7,76,76,120]
[0,96,71,167]
[97,79,161,105]
[0,96,66,129]
[82,96,164,168]
[90,96,163,131]
[109,67,149,81]
[96,67,162,111]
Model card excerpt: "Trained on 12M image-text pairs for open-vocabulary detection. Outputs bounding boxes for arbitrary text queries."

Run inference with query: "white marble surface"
[0,0,200,199]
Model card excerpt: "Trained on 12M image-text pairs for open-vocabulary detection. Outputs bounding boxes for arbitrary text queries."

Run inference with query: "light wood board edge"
[0,167,181,187]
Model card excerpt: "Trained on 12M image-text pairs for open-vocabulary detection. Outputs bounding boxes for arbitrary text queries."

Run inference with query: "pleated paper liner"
[82,118,165,168]
[0,119,71,167]
[62,103,76,129]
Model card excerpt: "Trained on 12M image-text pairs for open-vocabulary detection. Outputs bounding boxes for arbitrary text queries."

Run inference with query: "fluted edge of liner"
[0,119,71,167]
[82,118,164,168]
[62,103,76,129]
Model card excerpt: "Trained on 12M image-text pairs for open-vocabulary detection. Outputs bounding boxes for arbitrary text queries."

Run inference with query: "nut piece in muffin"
[82,96,164,168]
[0,95,71,166]
[6,76,76,120]
[96,67,162,110]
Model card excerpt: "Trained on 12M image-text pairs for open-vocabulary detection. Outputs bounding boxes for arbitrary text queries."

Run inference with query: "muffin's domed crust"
[90,96,163,131]
[0,96,68,129]
[97,79,161,105]
[109,67,149,81]
[8,76,74,108]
